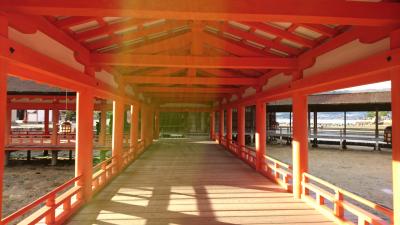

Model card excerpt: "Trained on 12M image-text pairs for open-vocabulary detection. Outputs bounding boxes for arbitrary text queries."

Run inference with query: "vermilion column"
[75,91,94,201]
[141,105,147,146]
[292,94,309,199]
[5,108,11,145]
[51,109,59,145]
[255,102,266,171]
[44,109,49,134]
[238,106,245,147]
[99,109,107,145]
[210,111,215,140]
[112,99,124,171]
[130,103,139,152]
[227,108,232,148]
[219,109,224,144]
[154,109,160,140]
[0,59,8,218]
[392,71,400,225]
[391,31,400,225]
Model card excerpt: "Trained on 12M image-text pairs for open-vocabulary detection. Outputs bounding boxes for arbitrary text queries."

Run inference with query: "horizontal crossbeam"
[1,0,400,26]
[124,76,257,85]
[91,54,298,69]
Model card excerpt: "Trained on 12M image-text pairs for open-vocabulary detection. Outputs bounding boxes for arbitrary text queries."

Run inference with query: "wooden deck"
[66,138,335,225]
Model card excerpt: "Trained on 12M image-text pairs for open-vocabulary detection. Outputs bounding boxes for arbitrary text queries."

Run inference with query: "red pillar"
[210,111,215,140]
[154,109,160,140]
[219,109,224,144]
[99,109,107,145]
[255,101,266,171]
[238,106,245,147]
[292,94,309,199]
[0,59,8,218]
[75,91,94,202]
[112,99,124,171]
[227,108,232,148]
[130,103,139,152]
[44,109,49,134]
[141,105,148,146]
[5,108,11,145]
[51,110,59,145]
[391,30,400,225]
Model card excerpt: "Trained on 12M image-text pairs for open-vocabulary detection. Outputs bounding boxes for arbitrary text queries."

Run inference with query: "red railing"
[1,176,83,225]
[92,156,117,194]
[302,173,393,225]
[263,156,292,192]
[218,139,392,224]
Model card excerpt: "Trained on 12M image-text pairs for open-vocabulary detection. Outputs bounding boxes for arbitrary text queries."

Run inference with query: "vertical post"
[99,109,107,145]
[130,103,139,153]
[210,111,215,140]
[5,108,11,145]
[343,111,347,149]
[75,91,94,202]
[255,101,266,171]
[375,110,380,150]
[44,109,49,134]
[226,108,232,148]
[238,106,245,148]
[391,69,400,225]
[112,99,124,171]
[0,62,8,218]
[140,106,145,146]
[51,109,59,145]
[313,111,318,147]
[154,109,160,140]
[219,109,224,144]
[292,94,308,199]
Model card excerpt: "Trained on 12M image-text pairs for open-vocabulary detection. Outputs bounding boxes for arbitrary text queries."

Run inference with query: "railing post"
[334,190,344,219]
[292,94,309,199]
[45,195,56,225]
[75,91,94,202]
[255,101,266,171]
[51,109,59,145]
[112,99,125,172]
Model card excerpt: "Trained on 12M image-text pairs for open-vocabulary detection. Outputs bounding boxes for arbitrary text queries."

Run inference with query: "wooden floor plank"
[66,138,335,225]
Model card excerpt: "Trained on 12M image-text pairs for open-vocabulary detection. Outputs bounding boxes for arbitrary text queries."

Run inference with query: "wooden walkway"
[66,138,335,225]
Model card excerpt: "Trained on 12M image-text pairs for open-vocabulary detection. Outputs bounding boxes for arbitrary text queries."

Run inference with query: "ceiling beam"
[2,1,400,26]
[91,54,298,69]
[136,86,238,94]
[124,76,257,85]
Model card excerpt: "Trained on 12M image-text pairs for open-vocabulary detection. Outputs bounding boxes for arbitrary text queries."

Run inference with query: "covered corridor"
[66,138,334,225]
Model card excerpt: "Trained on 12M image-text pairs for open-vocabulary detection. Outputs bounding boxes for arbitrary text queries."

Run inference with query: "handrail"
[2,175,82,225]
[303,172,393,225]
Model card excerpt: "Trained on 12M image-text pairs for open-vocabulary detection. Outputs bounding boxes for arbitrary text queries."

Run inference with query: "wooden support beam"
[255,101,266,171]
[392,69,400,225]
[292,94,308,199]
[130,103,139,151]
[55,16,95,29]
[237,106,245,148]
[219,109,224,144]
[124,76,257,86]
[91,54,298,69]
[112,99,124,171]
[210,111,215,140]
[0,59,7,218]
[137,86,238,94]
[226,107,232,148]
[2,0,400,26]
[75,90,94,201]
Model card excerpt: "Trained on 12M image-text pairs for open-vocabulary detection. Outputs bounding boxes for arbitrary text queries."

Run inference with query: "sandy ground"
[267,143,393,209]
